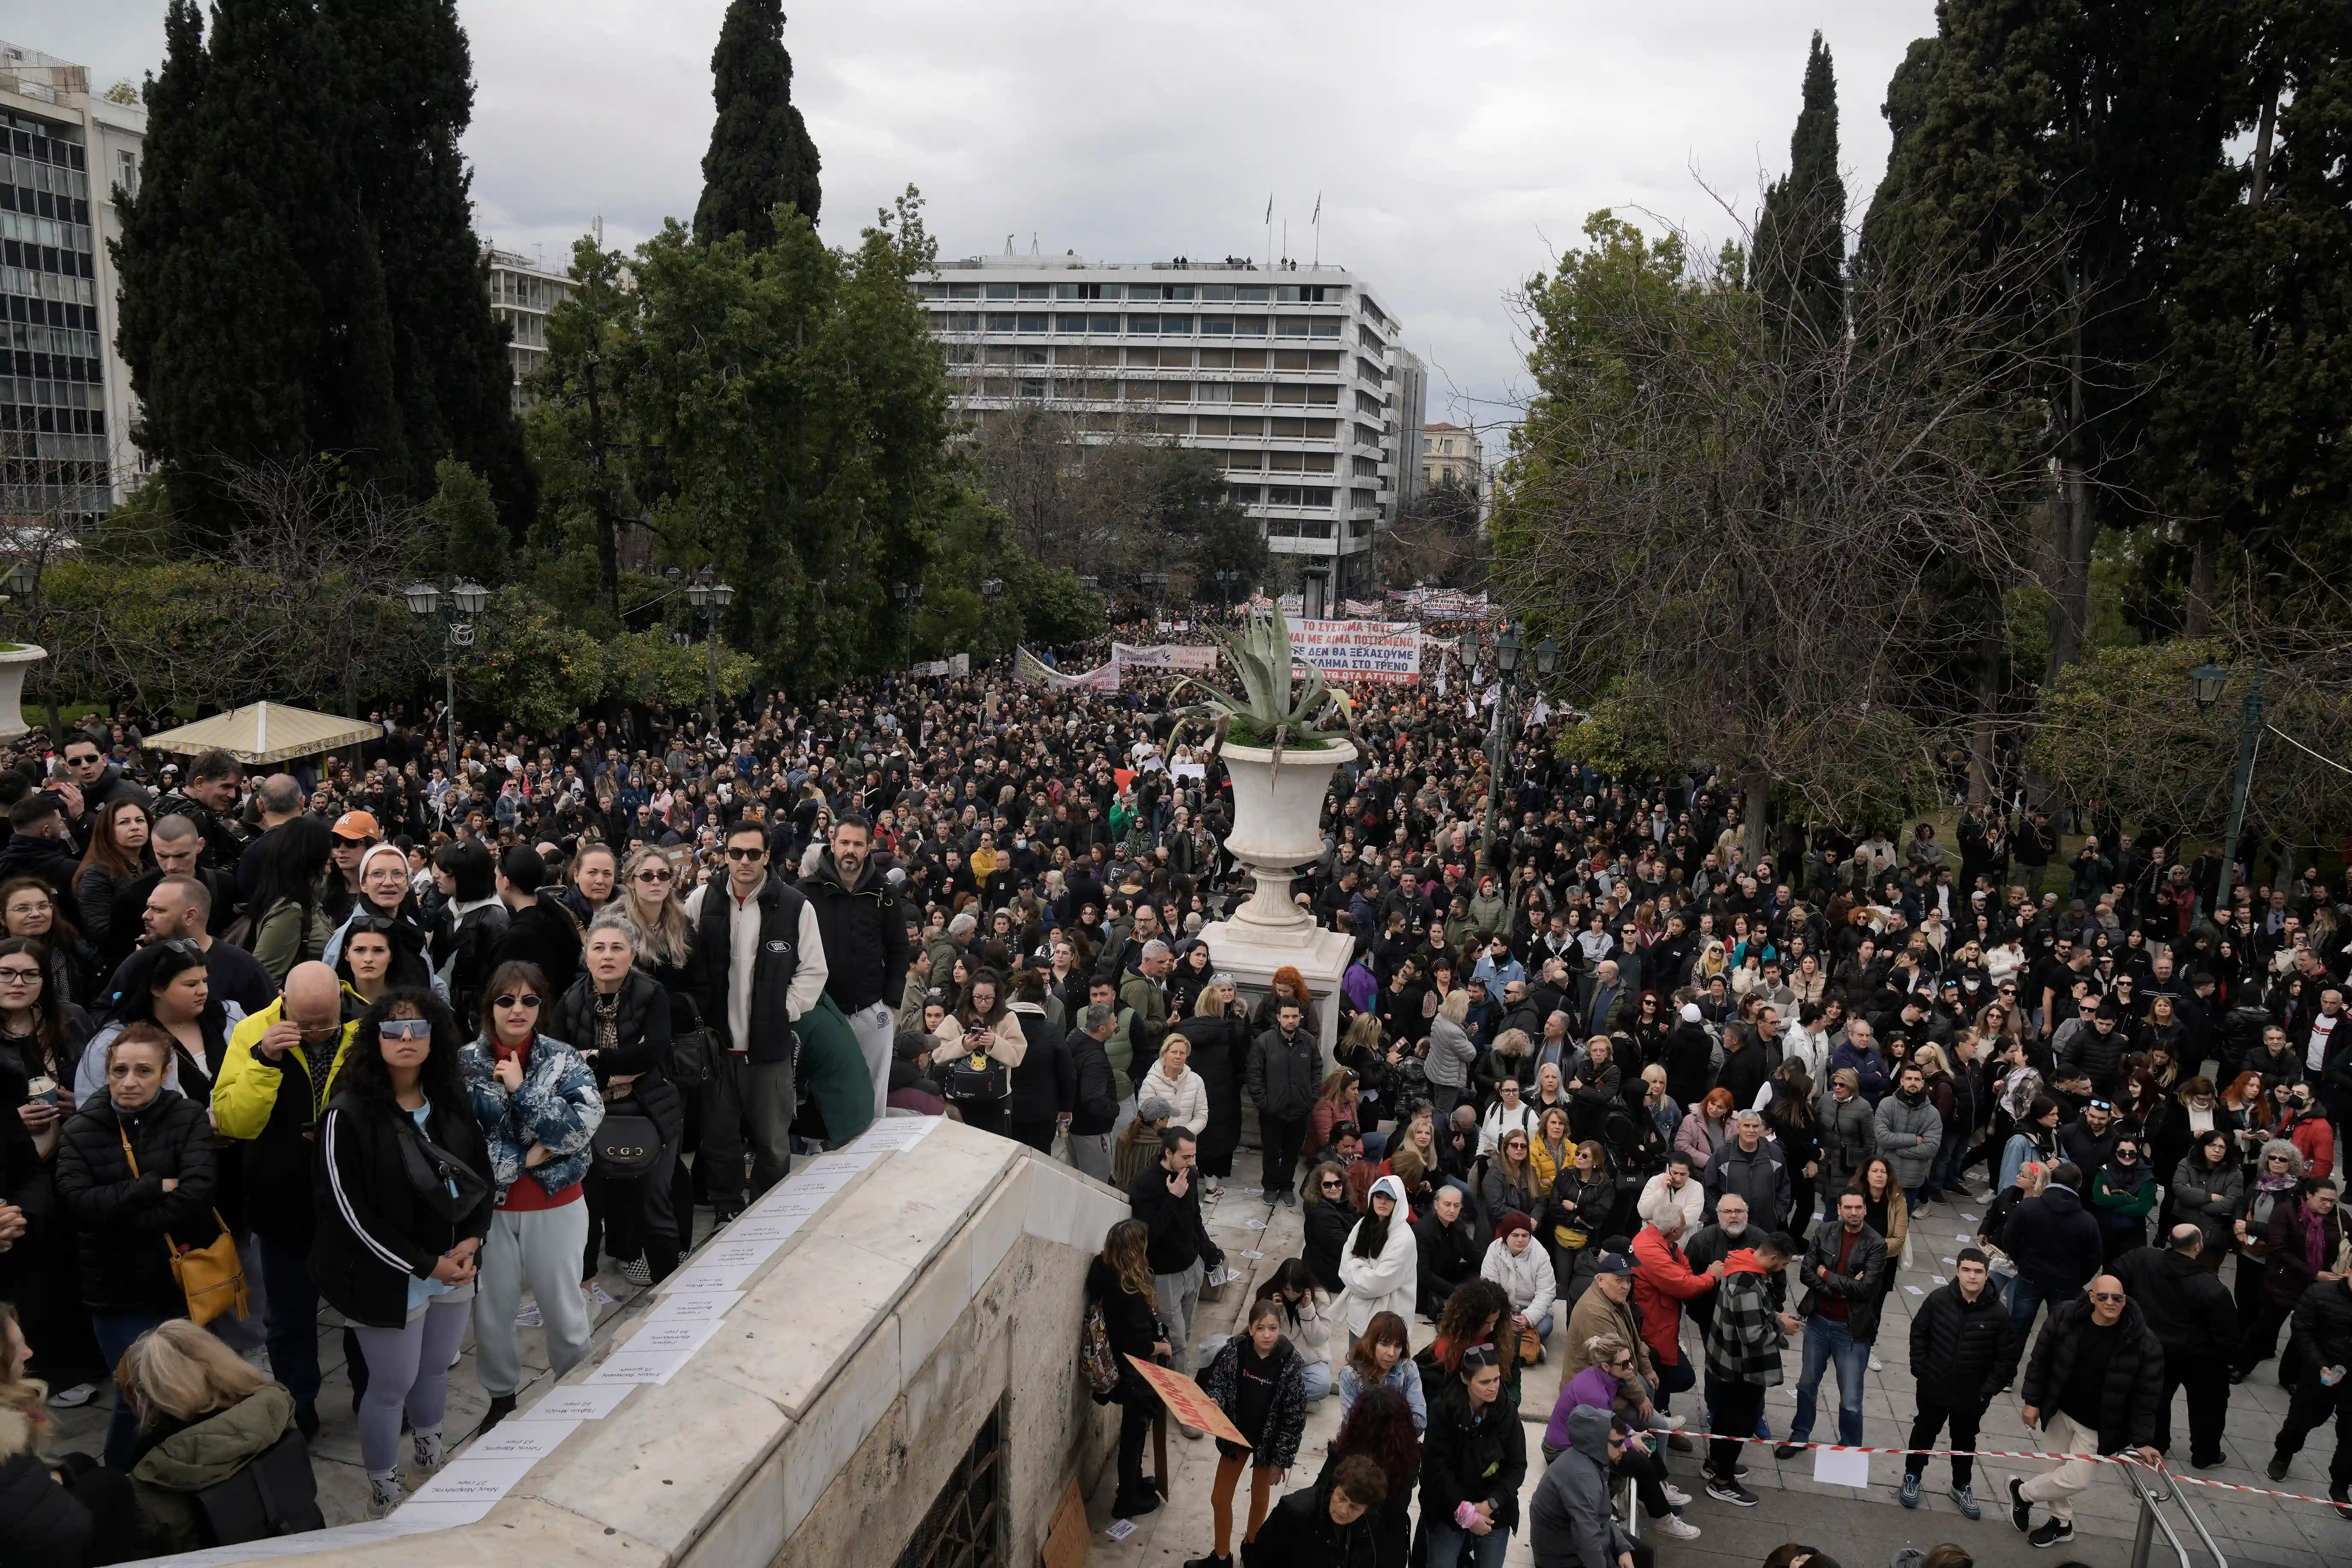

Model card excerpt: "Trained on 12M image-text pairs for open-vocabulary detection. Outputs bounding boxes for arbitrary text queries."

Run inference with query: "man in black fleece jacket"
[2112,1225,2238,1466]
[1129,1125,1223,1383]
[2000,1160,2103,1351]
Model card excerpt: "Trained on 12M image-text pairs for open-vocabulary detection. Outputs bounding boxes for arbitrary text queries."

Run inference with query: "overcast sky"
[38,1,1937,445]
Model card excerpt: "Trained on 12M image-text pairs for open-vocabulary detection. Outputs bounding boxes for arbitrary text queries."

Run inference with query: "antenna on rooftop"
[1005,234,1016,255]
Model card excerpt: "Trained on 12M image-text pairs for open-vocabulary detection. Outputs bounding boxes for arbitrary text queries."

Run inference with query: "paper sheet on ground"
[627,1316,724,1356]
[644,1288,744,1326]
[587,1346,697,1385]
[518,1382,635,1421]
[662,1258,765,1293]
[463,1417,580,1460]
[1813,1446,1872,1487]
[857,1116,943,1152]
[409,1456,539,1503]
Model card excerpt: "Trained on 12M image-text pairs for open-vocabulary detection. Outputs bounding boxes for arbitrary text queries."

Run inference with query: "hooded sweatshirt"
[1529,1404,1632,1568]
[1337,1175,1419,1336]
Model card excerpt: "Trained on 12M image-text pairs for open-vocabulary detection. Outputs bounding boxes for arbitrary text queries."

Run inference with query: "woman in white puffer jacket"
[1136,1034,1209,1136]
[1479,1211,1558,1349]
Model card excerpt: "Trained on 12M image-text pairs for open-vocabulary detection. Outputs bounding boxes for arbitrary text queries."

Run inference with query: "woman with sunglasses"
[553,910,683,1287]
[314,988,492,1515]
[461,960,604,1429]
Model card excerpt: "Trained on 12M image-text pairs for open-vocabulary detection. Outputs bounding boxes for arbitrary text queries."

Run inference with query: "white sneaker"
[1869,1355,1884,1372]
[1657,1514,1702,1540]
[1659,1414,1688,1432]
[1661,1483,1692,1508]
[46,1381,98,1409]
[514,1297,543,1328]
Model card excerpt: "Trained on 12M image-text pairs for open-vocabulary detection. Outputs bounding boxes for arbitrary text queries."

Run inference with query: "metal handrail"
[2125,1459,2228,1568]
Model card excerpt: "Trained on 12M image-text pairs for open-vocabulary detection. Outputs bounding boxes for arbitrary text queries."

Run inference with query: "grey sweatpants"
[1066,1131,1115,1185]
[1153,1256,1206,1377]
[473,1202,594,1397]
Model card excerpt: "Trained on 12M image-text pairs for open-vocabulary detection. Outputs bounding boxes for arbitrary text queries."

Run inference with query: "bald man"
[2012,1273,2165,1547]
[216,960,361,1437]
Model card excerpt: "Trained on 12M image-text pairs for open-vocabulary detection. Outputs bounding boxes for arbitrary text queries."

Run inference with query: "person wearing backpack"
[1005,968,1074,1153]
[119,1319,320,1553]
[1064,1002,1123,1183]
[1086,1218,1172,1521]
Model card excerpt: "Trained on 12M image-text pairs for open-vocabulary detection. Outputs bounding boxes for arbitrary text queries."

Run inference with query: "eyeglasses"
[0,965,39,984]
[493,994,542,1010]
[724,845,766,861]
[2088,1291,2125,1304]
[378,1018,431,1041]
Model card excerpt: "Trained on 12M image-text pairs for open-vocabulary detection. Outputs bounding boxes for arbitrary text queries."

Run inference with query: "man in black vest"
[801,812,909,1122]
[688,818,830,1221]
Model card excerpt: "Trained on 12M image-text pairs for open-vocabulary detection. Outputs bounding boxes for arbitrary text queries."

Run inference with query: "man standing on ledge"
[687,817,828,1222]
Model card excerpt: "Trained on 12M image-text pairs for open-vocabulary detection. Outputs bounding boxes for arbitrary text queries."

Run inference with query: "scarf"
[2305,1205,2330,1270]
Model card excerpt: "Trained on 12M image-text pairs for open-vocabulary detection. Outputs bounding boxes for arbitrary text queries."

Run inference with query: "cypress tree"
[1751,31,1848,348]
[112,0,345,542]
[323,0,532,533]
[694,0,823,248]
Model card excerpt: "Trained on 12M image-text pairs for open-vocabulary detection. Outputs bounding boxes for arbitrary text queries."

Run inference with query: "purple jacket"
[1545,1363,1623,1451]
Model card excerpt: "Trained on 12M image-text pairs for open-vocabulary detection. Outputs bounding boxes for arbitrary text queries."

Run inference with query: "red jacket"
[1631,1225,1717,1367]
[2284,1112,2336,1182]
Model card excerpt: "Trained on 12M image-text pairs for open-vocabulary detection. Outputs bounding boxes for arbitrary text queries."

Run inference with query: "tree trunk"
[1968,622,2001,805]
[2184,527,2217,638]
[2046,268,2095,681]
[1742,771,1770,871]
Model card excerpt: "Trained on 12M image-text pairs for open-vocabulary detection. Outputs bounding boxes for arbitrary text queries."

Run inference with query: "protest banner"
[1291,618,1421,684]
[1124,1356,1250,1447]
[1015,647,1121,692]
[1111,642,1218,673]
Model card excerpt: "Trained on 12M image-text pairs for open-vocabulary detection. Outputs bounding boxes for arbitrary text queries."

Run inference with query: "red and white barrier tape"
[1699,1433,2349,1513]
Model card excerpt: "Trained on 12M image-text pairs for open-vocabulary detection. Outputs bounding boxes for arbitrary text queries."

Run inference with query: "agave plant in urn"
[1173,606,1361,945]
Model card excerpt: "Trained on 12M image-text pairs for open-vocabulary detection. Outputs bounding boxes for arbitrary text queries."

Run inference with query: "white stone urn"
[1215,736,1357,944]
[0,644,44,741]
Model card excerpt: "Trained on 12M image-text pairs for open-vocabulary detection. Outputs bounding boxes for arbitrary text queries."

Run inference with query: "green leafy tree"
[694,0,822,247]
[423,457,505,585]
[528,239,644,616]
[1751,31,1848,351]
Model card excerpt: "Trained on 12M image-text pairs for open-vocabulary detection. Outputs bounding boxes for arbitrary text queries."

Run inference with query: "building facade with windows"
[486,247,576,408]
[1420,421,1487,517]
[0,42,143,523]
[919,254,1407,612]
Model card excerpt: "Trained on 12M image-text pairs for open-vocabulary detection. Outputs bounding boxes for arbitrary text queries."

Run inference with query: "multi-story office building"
[918,254,1406,613]
[1420,421,1487,517]
[0,42,143,523]
[486,247,576,408]
[1390,347,1427,513]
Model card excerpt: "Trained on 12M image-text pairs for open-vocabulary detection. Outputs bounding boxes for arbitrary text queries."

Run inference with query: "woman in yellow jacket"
[211,961,360,1437]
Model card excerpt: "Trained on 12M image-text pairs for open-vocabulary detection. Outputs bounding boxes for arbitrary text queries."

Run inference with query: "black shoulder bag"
[395,1108,491,1223]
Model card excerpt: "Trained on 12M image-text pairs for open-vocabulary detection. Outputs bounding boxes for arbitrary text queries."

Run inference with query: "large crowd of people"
[0,632,2348,1565]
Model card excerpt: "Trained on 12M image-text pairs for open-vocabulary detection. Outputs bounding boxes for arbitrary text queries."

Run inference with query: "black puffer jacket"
[0,1451,91,1568]
[2292,1278,2352,1374]
[310,1090,496,1329]
[53,1089,220,1313]
[549,969,682,1143]
[1419,1380,1527,1531]
[1177,1011,1251,1169]
[1303,1193,1356,1296]
[2021,1294,2166,1454]
[1908,1277,2020,1405]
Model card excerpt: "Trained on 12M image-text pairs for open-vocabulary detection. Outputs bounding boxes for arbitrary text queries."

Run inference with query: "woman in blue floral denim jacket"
[461,960,604,1428]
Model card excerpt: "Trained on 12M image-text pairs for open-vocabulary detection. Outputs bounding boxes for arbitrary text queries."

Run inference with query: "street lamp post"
[2190,661,2266,915]
[685,572,735,723]
[1479,626,1557,875]
[1215,568,1240,615]
[894,582,924,670]
[404,578,489,768]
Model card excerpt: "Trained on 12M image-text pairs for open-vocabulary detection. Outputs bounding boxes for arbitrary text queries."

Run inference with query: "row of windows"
[1211,450,1337,474]
[1,236,96,283]
[1,263,93,309]
[932,311,1345,340]
[920,279,1344,305]
[948,372,1342,408]
[0,154,88,203]
[947,344,1348,373]
[1226,484,1337,509]
[1265,517,1337,538]
[0,398,105,435]
[1,120,87,174]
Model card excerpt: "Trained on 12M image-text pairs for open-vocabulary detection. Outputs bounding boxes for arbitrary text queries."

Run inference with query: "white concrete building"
[0,42,144,520]
[1420,419,1488,518]
[1391,345,1428,512]
[919,253,1406,614]
[486,247,576,408]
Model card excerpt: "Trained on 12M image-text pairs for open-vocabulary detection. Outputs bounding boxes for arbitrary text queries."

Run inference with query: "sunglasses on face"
[379,1018,431,1041]
[2089,1291,2125,1304]
[493,994,542,1010]
[633,868,674,883]
[724,845,766,860]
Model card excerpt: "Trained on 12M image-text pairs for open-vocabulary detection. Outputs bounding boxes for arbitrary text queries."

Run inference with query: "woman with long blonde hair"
[118,1318,319,1550]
